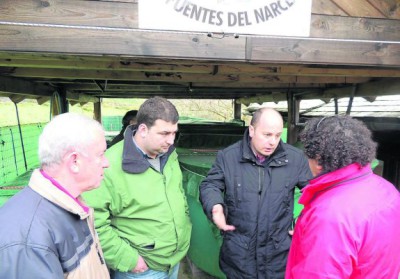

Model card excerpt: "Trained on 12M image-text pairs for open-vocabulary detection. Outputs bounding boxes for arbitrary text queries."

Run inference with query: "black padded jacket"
[200,129,312,279]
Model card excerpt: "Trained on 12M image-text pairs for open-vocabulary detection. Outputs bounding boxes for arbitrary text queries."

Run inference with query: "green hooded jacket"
[83,127,192,272]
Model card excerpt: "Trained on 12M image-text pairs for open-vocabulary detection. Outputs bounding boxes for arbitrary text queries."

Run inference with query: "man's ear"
[249,125,255,138]
[65,151,79,173]
[137,123,148,138]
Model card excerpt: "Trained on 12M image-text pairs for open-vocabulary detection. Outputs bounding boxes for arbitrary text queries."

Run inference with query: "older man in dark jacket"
[200,108,312,279]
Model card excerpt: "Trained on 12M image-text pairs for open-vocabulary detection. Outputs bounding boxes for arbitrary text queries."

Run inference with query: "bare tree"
[173,99,234,122]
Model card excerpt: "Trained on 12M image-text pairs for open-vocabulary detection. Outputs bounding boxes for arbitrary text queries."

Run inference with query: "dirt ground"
[179,256,218,279]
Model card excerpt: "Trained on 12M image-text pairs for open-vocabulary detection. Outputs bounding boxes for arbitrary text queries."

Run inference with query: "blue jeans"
[112,263,179,279]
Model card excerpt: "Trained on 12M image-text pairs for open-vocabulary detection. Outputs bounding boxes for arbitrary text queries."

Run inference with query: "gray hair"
[39,113,104,167]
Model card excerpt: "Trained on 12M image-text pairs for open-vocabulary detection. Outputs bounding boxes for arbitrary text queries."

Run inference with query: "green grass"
[0,98,149,126]
[0,97,241,126]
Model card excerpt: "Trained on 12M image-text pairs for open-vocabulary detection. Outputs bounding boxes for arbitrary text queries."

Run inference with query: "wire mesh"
[0,123,45,186]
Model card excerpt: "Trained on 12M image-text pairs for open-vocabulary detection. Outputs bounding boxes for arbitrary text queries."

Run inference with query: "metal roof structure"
[247,95,400,118]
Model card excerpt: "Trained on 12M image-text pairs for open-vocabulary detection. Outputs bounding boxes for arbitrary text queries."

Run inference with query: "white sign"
[139,0,312,37]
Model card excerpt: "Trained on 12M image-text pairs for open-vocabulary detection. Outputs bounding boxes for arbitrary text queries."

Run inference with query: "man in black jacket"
[108,110,138,148]
[200,108,312,279]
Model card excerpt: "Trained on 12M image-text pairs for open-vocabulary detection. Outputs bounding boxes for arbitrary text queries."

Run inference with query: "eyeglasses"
[316,116,331,130]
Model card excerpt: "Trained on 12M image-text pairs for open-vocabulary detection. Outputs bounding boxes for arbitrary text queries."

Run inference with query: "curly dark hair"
[299,115,377,174]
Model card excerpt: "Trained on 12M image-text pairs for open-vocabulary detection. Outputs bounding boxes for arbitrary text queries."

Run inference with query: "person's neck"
[40,168,88,213]
[251,148,266,163]
[132,135,157,159]
[41,167,80,198]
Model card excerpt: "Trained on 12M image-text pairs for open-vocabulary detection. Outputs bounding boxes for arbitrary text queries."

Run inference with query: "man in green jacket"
[83,97,192,279]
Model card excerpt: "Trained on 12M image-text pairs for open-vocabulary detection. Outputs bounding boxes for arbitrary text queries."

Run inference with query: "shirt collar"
[132,137,164,159]
[248,138,266,163]
[254,152,266,163]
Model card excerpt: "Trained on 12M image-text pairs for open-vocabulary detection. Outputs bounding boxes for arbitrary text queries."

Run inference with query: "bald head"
[249,108,284,157]
[251,108,283,127]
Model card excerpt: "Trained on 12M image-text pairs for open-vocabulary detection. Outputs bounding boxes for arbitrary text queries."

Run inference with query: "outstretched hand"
[212,204,236,231]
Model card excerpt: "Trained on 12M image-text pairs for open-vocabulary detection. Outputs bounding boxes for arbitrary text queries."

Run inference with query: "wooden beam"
[233,101,242,120]
[1,0,399,37]
[7,68,372,84]
[0,0,137,29]
[310,14,400,40]
[249,36,400,66]
[2,55,400,78]
[368,0,400,19]
[277,65,400,78]
[0,76,53,96]
[63,81,330,90]
[94,101,101,123]
[1,20,400,66]
[0,57,214,74]
[287,93,300,144]
[330,0,384,18]
[0,24,246,60]
[192,82,332,89]
[312,0,346,16]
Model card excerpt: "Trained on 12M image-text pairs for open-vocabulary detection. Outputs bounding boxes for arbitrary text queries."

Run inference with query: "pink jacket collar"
[299,163,372,206]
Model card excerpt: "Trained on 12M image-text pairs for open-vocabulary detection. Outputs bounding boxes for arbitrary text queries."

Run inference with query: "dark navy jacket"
[200,129,312,279]
[0,170,109,279]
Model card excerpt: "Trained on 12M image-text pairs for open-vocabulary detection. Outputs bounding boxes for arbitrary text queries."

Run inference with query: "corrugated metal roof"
[246,96,400,118]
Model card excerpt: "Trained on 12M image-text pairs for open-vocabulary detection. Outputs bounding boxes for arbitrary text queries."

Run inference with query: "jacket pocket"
[221,232,255,274]
[269,226,282,249]
[268,226,291,252]
[130,236,156,249]
[142,244,155,250]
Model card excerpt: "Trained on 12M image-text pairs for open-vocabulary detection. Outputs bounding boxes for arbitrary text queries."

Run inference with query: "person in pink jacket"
[286,115,400,279]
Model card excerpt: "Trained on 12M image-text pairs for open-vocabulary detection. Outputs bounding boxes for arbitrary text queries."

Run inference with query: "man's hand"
[212,204,235,231]
[132,255,148,273]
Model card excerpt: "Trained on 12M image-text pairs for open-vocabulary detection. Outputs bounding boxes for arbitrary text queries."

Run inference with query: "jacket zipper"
[96,243,105,265]
[258,167,263,200]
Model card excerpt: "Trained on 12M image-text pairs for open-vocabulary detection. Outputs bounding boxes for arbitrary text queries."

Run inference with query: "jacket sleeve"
[199,150,227,220]
[82,175,138,273]
[0,244,64,278]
